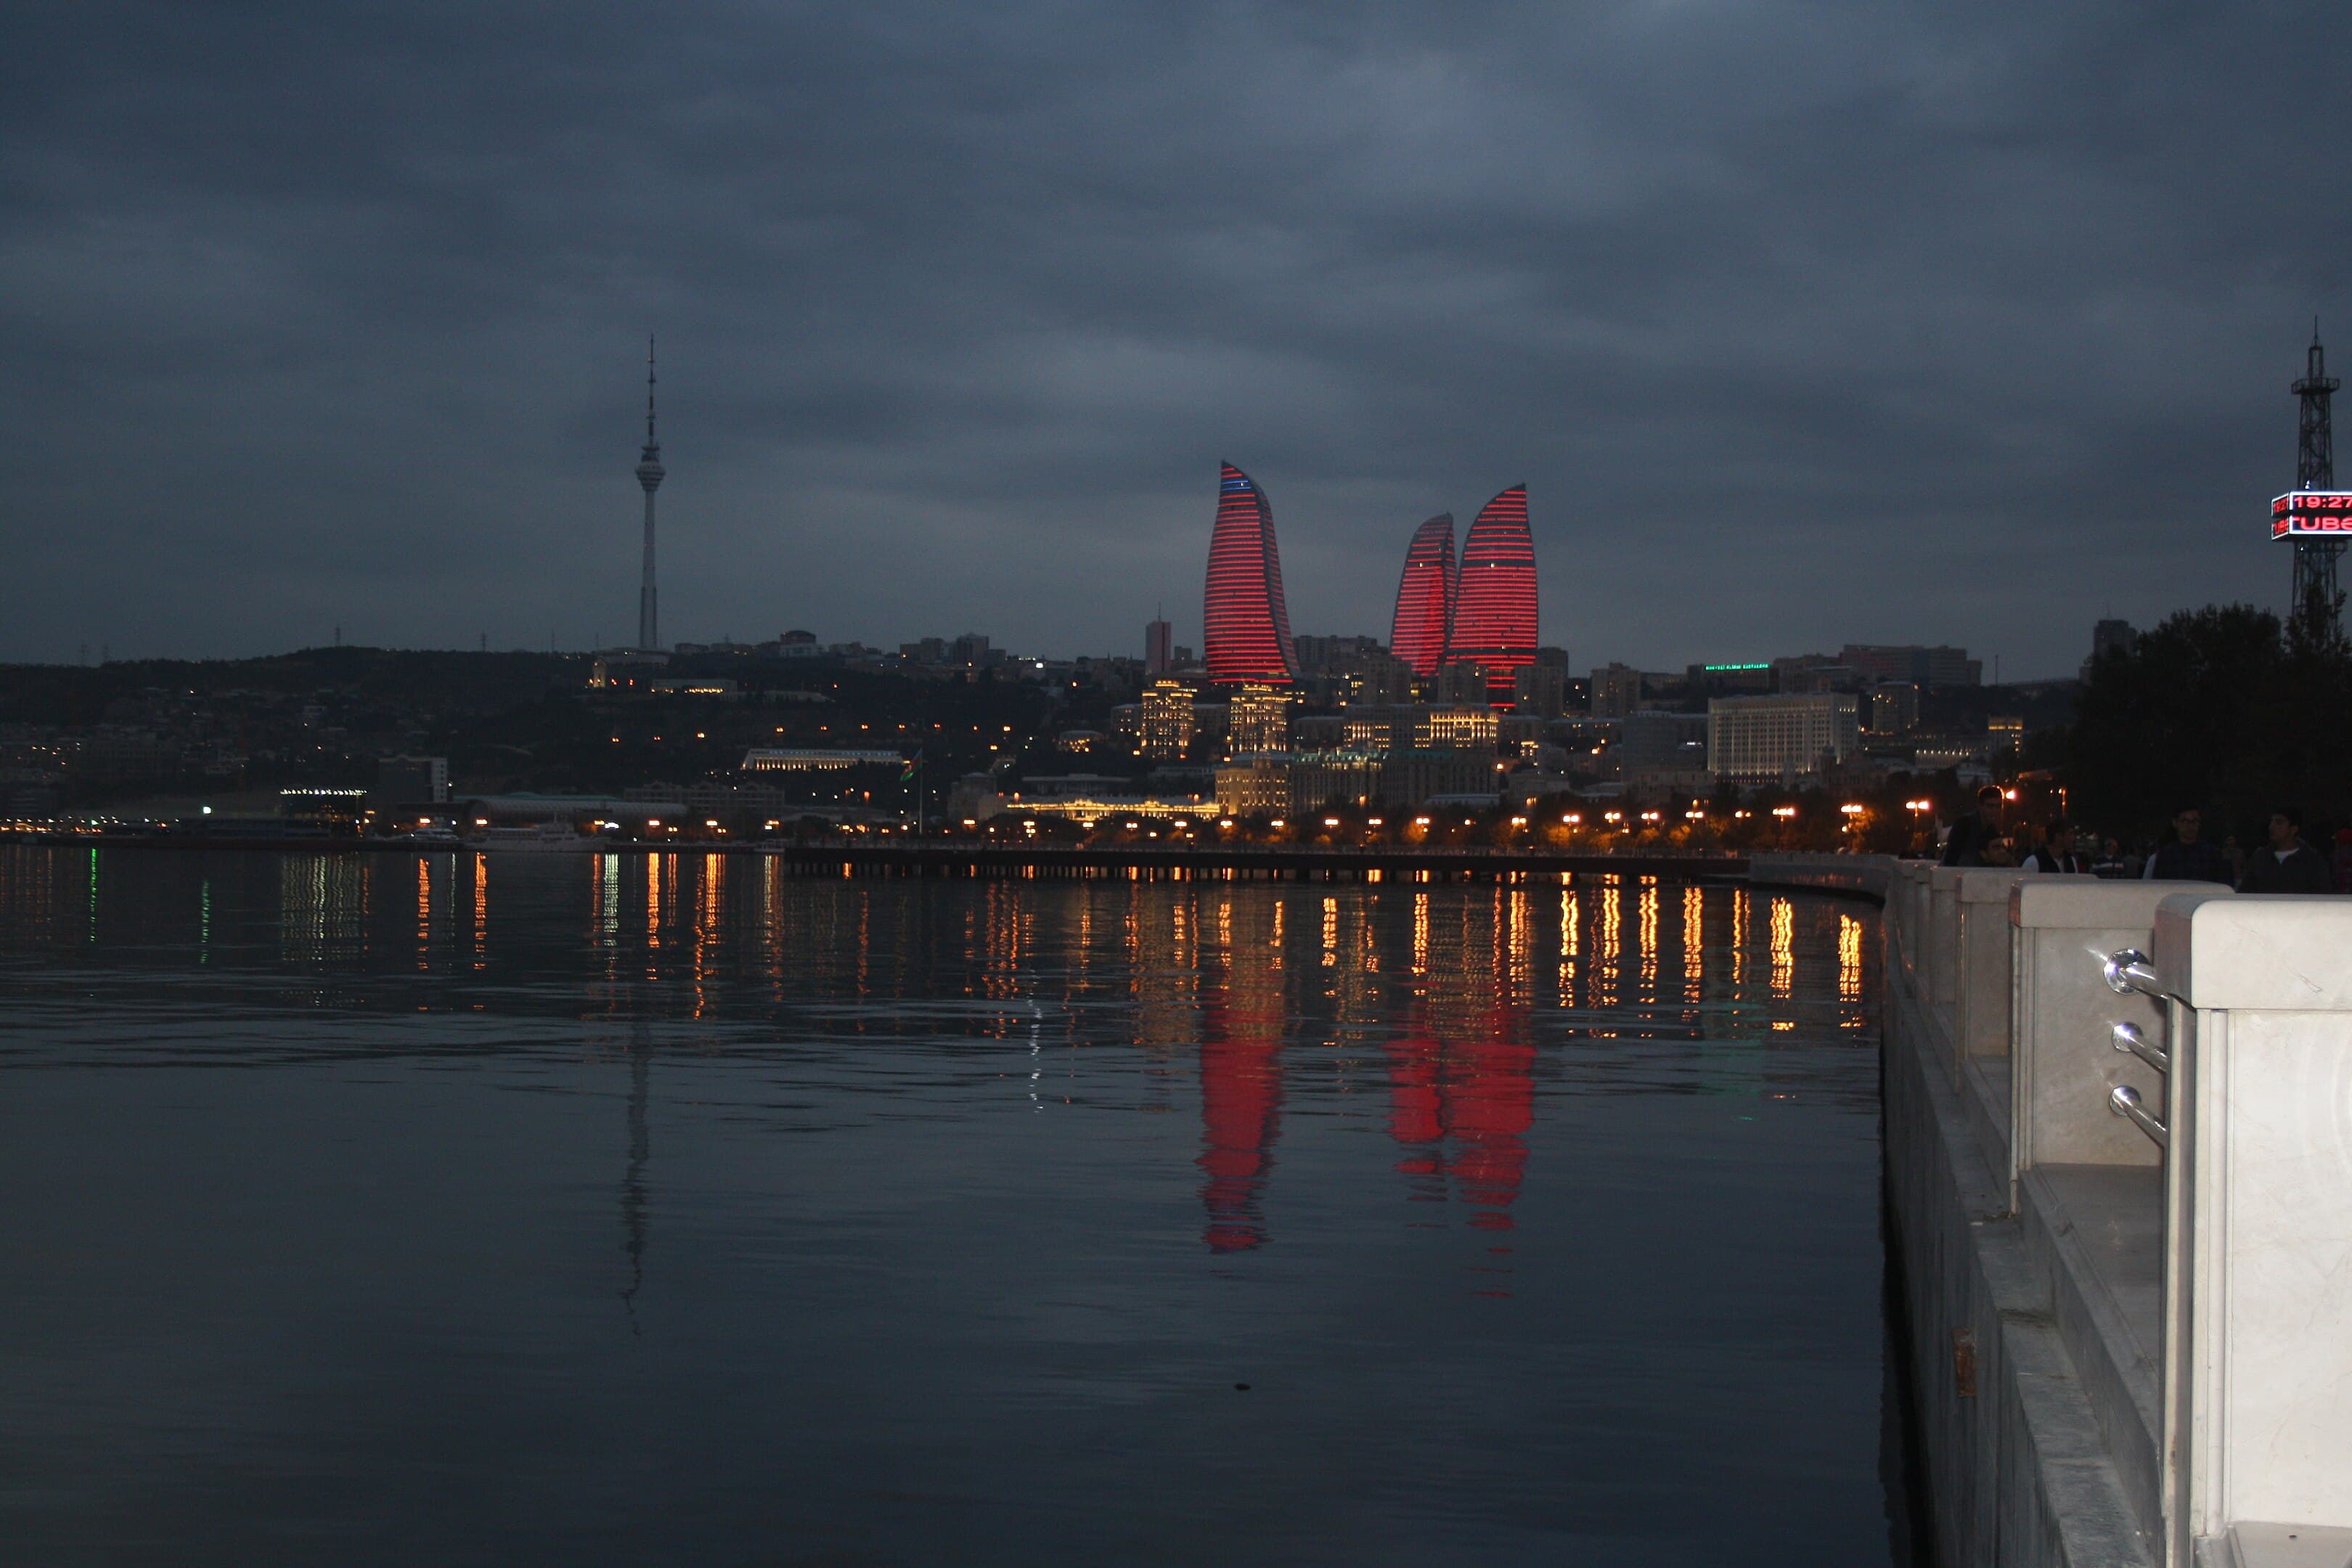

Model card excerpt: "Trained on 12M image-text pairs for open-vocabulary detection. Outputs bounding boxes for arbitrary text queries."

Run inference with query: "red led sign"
[2272,491,2352,538]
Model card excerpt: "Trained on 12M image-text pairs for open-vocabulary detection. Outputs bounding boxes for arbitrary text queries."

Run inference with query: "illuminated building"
[634,338,665,651]
[1706,693,1859,781]
[1442,486,1535,704]
[1388,513,1456,678]
[1227,684,1293,755]
[1413,706,1498,750]
[1140,679,1197,759]
[1214,759,1289,816]
[1203,464,1297,685]
[740,748,903,771]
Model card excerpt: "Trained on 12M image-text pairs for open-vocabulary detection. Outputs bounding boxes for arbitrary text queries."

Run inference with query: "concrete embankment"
[1748,856,2352,1568]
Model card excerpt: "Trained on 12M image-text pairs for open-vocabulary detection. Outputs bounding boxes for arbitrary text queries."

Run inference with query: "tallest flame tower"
[635,338,666,651]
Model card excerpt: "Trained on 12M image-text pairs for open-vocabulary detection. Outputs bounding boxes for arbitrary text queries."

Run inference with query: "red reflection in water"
[1199,912,1286,1252]
[1385,1005,1535,1231]
[1198,1026,1283,1253]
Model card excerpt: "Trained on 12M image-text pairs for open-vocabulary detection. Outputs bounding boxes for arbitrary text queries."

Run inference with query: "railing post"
[2149,894,2352,1567]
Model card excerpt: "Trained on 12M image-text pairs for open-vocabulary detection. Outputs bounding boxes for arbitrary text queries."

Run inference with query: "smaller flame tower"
[635,337,666,651]
[2292,324,2341,624]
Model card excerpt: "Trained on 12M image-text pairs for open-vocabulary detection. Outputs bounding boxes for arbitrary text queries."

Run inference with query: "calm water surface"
[0,847,1904,1565]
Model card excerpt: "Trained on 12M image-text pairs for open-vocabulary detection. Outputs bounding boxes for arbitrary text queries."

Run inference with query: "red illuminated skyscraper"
[1204,464,1297,685]
[1388,513,1455,677]
[1443,485,1536,704]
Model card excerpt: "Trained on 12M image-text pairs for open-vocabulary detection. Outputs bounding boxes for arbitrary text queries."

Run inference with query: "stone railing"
[1749,854,2352,1568]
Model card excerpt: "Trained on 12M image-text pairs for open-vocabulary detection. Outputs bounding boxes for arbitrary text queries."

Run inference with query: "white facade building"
[1706,693,1858,781]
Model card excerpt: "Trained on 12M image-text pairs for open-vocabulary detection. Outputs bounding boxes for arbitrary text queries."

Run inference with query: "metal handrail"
[2102,947,2164,998]
[2111,1020,2170,1073]
[2110,1084,2168,1147]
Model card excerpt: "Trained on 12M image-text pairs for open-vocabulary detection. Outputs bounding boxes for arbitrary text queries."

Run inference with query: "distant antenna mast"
[2292,321,2341,624]
[636,336,666,651]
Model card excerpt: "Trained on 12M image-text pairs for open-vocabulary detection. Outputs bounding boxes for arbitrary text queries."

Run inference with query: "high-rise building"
[1510,662,1567,718]
[1442,486,1536,704]
[1144,617,1173,675]
[1141,679,1197,759]
[2082,618,2137,679]
[1204,464,1297,685]
[1389,513,1456,677]
[1227,685,1293,756]
[1707,693,1859,781]
[1434,661,1495,706]
[1868,682,1919,735]
[635,338,665,651]
[1839,645,1980,688]
[1591,662,1644,719]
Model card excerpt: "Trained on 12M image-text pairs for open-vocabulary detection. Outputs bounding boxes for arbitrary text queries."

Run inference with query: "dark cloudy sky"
[5,2,2348,677]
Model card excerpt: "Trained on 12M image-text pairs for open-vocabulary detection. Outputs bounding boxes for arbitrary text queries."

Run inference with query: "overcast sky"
[4,1,2347,677]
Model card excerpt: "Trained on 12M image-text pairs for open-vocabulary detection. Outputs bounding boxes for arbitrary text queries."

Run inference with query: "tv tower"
[2292,322,2340,621]
[635,337,666,651]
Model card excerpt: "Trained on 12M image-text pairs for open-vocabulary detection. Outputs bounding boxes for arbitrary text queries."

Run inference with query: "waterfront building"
[1388,513,1456,677]
[1226,684,1293,756]
[740,748,904,772]
[1442,486,1536,704]
[1140,679,1197,759]
[1380,748,1498,807]
[1706,693,1859,781]
[374,756,449,807]
[1204,464,1297,685]
[1213,758,1289,816]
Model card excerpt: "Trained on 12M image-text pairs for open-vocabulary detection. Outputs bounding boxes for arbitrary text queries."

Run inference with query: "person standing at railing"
[2236,806,2335,893]
[1940,784,2012,867]
[2141,804,2234,883]
[2020,818,2088,873]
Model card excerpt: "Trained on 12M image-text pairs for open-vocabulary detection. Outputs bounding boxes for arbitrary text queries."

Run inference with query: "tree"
[2068,602,2352,846]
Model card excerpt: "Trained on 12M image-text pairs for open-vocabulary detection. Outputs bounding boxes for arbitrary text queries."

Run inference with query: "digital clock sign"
[2272,491,2352,538]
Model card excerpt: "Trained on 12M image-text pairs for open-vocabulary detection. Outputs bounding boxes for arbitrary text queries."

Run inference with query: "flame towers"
[1204,463,1297,685]
[1443,486,1536,703]
[1389,513,1456,677]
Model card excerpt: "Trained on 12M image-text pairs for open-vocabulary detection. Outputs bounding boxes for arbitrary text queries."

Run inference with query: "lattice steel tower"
[635,337,665,651]
[2292,323,2340,618]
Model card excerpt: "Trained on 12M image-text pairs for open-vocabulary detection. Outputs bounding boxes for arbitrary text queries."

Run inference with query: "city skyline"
[5,5,2350,675]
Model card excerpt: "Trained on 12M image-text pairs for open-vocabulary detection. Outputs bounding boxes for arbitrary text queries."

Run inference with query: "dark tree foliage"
[2068,596,2352,846]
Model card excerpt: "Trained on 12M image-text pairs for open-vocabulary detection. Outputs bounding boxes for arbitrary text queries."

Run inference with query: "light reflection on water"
[0,848,1903,1567]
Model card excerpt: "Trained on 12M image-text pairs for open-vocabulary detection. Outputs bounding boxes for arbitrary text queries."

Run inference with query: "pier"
[1754,854,2352,1568]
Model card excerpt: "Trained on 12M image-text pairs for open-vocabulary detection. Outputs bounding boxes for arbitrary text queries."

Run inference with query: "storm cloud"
[4,1,2347,675]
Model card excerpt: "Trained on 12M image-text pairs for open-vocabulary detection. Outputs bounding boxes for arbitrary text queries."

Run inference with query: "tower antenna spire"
[635,335,667,651]
[2290,322,2343,630]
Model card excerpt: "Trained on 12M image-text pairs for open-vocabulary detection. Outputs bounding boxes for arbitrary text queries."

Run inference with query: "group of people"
[1937,785,2343,894]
